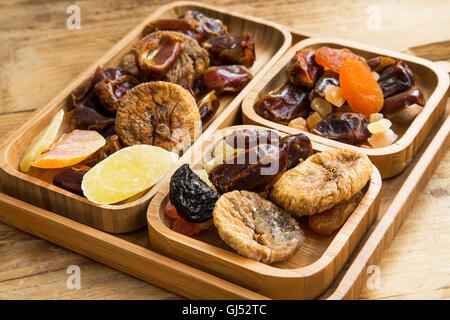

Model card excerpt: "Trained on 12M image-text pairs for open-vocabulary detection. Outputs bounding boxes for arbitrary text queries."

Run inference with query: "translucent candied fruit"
[368,129,398,148]
[324,85,345,107]
[367,118,392,134]
[288,117,308,131]
[204,156,222,174]
[315,47,366,73]
[369,113,384,123]
[307,112,323,130]
[212,139,236,161]
[311,97,332,118]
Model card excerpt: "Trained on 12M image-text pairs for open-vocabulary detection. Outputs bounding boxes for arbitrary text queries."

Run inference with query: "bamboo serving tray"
[241,37,449,178]
[147,125,382,300]
[0,1,292,233]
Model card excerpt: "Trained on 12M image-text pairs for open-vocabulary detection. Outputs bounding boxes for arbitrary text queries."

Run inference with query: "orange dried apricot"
[32,130,106,169]
[339,59,384,117]
[315,47,365,73]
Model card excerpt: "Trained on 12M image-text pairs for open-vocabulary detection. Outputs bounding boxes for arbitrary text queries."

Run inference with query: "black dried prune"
[169,164,219,223]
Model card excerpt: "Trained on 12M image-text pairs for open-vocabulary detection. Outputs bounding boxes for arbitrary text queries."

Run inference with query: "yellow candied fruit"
[311,97,332,118]
[324,85,346,107]
[369,113,384,123]
[307,111,323,130]
[194,169,215,190]
[288,117,308,131]
[367,118,392,134]
[212,139,236,161]
[368,129,398,148]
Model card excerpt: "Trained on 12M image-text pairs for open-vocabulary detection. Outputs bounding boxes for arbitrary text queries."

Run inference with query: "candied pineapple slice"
[20,109,64,172]
[367,118,392,134]
[81,145,179,204]
[369,113,384,123]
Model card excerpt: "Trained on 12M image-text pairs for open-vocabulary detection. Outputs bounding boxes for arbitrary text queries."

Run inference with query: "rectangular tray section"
[147,125,382,299]
[241,37,449,178]
[0,1,291,233]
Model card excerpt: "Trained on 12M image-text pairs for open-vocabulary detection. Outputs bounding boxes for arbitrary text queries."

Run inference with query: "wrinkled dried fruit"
[309,70,340,101]
[65,106,115,138]
[324,85,345,107]
[32,130,106,169]
[313,112,370,145]
[378,60,415,98]
[308,191,363,235]
[209,143,288,194]
[367,129,398,148]
[197,90,220,122]
[366,56,396,73]
[143,19,207,42]
[224,129,279,150]
[311,97,332,118]
[339,58,384,117]
[271,148,372,217]
[213,190,304,264]
[115,82,201,155]
[314,47,366,73]
[53,165,91,196]
[136,32,186,78]
[203,33,255,68]
[201,65,252,94]
[20,109,64,173]
[255,81,310,124]
[183,10,227,38]
[381,87,425,116]
[93,66,140,113]
[170,164,219,223]
[287,48,323,88]
[279,133,313,169]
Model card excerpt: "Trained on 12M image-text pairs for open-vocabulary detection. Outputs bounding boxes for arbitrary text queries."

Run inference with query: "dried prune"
[378,60,415,98]
[287,48,323,88]
[197,90,220,122]
[313,112,370,145]
[201,65,252,94]
[169,164,219,223]
[182,10,227,38]
[209,143,288,194]
[143,19,206,42]
[271,148,372,217]
[65,106,115,138]
[202,33,255,68]
[255,81,310,124]
[308,191,363,235]
[53,165,91,196]
[308,70,340,101]
[213,190,304,264]
[93,66,139,113]
[115,81,201,155]
[279,133,313,169]
[366,56,395,73]
[224,128,279,150]
[381,87,425,115]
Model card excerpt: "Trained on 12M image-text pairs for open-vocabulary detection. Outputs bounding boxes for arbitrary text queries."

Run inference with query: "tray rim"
[0,1,293,214]
[241,36,449,157]
[146,124,382,299]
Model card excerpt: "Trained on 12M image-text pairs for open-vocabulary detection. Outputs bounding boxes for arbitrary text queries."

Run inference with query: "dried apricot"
[32,130,105,169]
[339,59,384,117]
[315,47,365,73]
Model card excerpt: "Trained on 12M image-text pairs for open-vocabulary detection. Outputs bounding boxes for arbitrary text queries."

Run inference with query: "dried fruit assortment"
[19,10,256,204]
[166,129,373,265]
[255,46,426,148]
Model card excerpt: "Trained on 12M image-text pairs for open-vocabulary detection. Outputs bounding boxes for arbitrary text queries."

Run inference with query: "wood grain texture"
[0,0,449,300]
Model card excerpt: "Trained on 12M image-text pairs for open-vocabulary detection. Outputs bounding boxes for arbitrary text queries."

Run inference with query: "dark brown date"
[93,66,139,113]
[136,33,185,78]
[308,70,339,101]
[81,135,121,167]
[53,165,90,196]
[378,60,415,98]
[202,33,255,68]
[197,90,220,122]
[182,10,227,38]
[381,87,425,115]
[201,65,252,94]
[313,112,370,145]
[287,48,323,88]
[366,56,396,73]
[279,133,313,169]
[255,81,310,124]
[65,106,115,138]
[142,19,206,42]
[209,143,288,194]
[224,129,279,150]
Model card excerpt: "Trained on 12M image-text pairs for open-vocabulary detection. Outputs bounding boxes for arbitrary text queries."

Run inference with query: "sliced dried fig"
[115,81,201,155]
[270,148,372,217]
[213,190,304,264]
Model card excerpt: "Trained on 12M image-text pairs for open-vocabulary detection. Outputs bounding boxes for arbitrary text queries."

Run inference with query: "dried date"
[224,128,279,150]
[381,87,425,115]
[202,33,255,68]
[279,133,313,169]
[366,56,396,73]
[182,10,227,38]
[201,65,252,94]
[197,90,220,122]
[378,60,415,98]
[65,106,115,138]
[143,19,206,42]
[308,70,340,101]
[53,165,91,196]
[287,48,323,88]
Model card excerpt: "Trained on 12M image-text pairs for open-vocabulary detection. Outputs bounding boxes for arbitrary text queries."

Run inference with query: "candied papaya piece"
[339,59,384,117]
[315,47,366,73]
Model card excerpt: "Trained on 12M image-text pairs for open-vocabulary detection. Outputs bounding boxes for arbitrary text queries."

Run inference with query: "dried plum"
[169,164,219,223]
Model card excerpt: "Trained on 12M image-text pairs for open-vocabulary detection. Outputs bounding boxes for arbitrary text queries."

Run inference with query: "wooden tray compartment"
[0,1,291,234]
[242,37,449,178]
[147,125,382,299]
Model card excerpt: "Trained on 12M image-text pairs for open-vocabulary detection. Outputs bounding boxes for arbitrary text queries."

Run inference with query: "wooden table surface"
[0,0,449,300]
